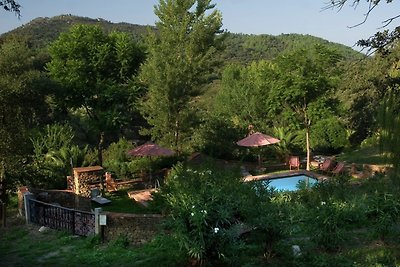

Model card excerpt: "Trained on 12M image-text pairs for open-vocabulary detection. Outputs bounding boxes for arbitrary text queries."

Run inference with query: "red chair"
[331,162,346,176]
[319,158,336,173]
[289,156,300,170]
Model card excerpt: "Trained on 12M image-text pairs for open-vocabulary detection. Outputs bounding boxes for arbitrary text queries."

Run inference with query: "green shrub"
[311,117,349,154]
[102,137,133,163]
[244,185,290,260]
[102,138,181,180]
[366,191,400,241]
[308,199,347,251]
[158,163,256,266]
[29,123,96,189]
[131,234,187,267]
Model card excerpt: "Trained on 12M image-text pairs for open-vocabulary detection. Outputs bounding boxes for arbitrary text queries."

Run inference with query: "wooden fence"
[27,198,95,236]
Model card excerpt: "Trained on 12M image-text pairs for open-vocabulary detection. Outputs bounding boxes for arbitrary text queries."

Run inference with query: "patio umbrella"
[127,142,175,157]
[236,132,280,165]
[127,142,175,187]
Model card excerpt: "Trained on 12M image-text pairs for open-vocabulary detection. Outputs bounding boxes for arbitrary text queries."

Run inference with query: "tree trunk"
[303,99,311,171]
[306,126,311,171]
[98,131,104,166]
[174,119,179,154]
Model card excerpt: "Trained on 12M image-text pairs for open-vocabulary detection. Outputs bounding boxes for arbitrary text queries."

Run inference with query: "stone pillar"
[24,192,35,225]
[94,207,102,235]
[18,186,29,216]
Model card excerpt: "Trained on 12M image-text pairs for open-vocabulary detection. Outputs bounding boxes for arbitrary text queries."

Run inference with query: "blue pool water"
[261,175,318,191]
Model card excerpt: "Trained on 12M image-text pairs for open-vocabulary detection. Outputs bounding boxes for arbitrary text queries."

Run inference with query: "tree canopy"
[47,24,145,164]
[139,0,223,152]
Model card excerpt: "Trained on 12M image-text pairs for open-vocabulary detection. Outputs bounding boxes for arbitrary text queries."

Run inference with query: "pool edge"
[243,170,329,183]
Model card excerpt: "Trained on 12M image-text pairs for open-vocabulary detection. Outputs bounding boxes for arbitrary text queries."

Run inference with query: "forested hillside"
[0,14,362,65]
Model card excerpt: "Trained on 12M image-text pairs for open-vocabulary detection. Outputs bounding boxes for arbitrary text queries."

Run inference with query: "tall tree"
[214,61,278,130]
[47,25,145,165]
[139,0,223,152]
[0,37,51,187]
[336,53,391,145]
[272,45,342,170]
[329,1,400,184]
[376,44,400,186]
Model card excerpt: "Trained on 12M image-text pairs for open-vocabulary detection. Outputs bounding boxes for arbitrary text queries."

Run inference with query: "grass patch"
[338,145,386,165]
[92,188,159,214]
[0,222,185,267]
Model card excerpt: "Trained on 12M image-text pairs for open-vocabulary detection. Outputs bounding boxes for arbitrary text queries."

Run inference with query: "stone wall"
[102,212,165,245]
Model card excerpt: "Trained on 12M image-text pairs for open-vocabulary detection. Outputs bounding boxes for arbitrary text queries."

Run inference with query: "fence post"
[24,192,35,224]
[94,208,102,235]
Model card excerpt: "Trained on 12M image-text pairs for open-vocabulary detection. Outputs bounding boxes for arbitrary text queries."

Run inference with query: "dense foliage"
[47,24,145,165]
[1,2,400,265]
[0,0,399,190]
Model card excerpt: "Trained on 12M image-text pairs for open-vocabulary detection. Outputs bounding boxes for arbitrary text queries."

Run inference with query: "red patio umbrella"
[127,142,174,187]
[237,132,280,147]
[127,142,175,157]
[236,132,280,164]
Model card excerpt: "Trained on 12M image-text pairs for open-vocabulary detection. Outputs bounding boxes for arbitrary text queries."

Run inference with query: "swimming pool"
[260,174,318,191]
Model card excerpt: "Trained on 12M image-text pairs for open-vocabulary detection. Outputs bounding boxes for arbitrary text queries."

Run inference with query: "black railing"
[28,199,95,236]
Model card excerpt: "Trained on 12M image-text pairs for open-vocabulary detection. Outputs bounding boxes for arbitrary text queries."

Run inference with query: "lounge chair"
[319,158,336,173]
[289,156,300,170]
[331,162,346,176]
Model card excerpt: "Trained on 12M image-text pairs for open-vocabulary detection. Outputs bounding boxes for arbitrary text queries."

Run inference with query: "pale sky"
[0,0,398,50]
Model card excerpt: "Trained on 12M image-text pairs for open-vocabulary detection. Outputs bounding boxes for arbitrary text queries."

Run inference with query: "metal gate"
[28,198,95,236]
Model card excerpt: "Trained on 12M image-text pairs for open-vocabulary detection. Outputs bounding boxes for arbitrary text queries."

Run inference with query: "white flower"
[213,227,219,233]
[201,210,207,214]
[321,201,326,206]
[192,205,195,209]
[191,212,195,216]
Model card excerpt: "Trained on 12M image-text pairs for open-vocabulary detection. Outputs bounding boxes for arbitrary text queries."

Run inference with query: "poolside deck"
[243,169,329,182]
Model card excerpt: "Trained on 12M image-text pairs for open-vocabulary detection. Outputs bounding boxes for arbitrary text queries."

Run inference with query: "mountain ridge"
[0,14,363,64]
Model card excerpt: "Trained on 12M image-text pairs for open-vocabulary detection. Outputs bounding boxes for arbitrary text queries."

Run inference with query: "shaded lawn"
[92,188,160,214]
[338,145,387,165]
[0,216,184,267]
[1,215,399,267]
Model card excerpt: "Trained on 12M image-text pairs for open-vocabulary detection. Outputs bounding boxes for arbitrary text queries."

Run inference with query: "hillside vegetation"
[0,14,363,65]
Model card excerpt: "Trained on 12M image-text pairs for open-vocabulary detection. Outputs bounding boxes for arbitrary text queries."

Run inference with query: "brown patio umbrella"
[236,132,280,165]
